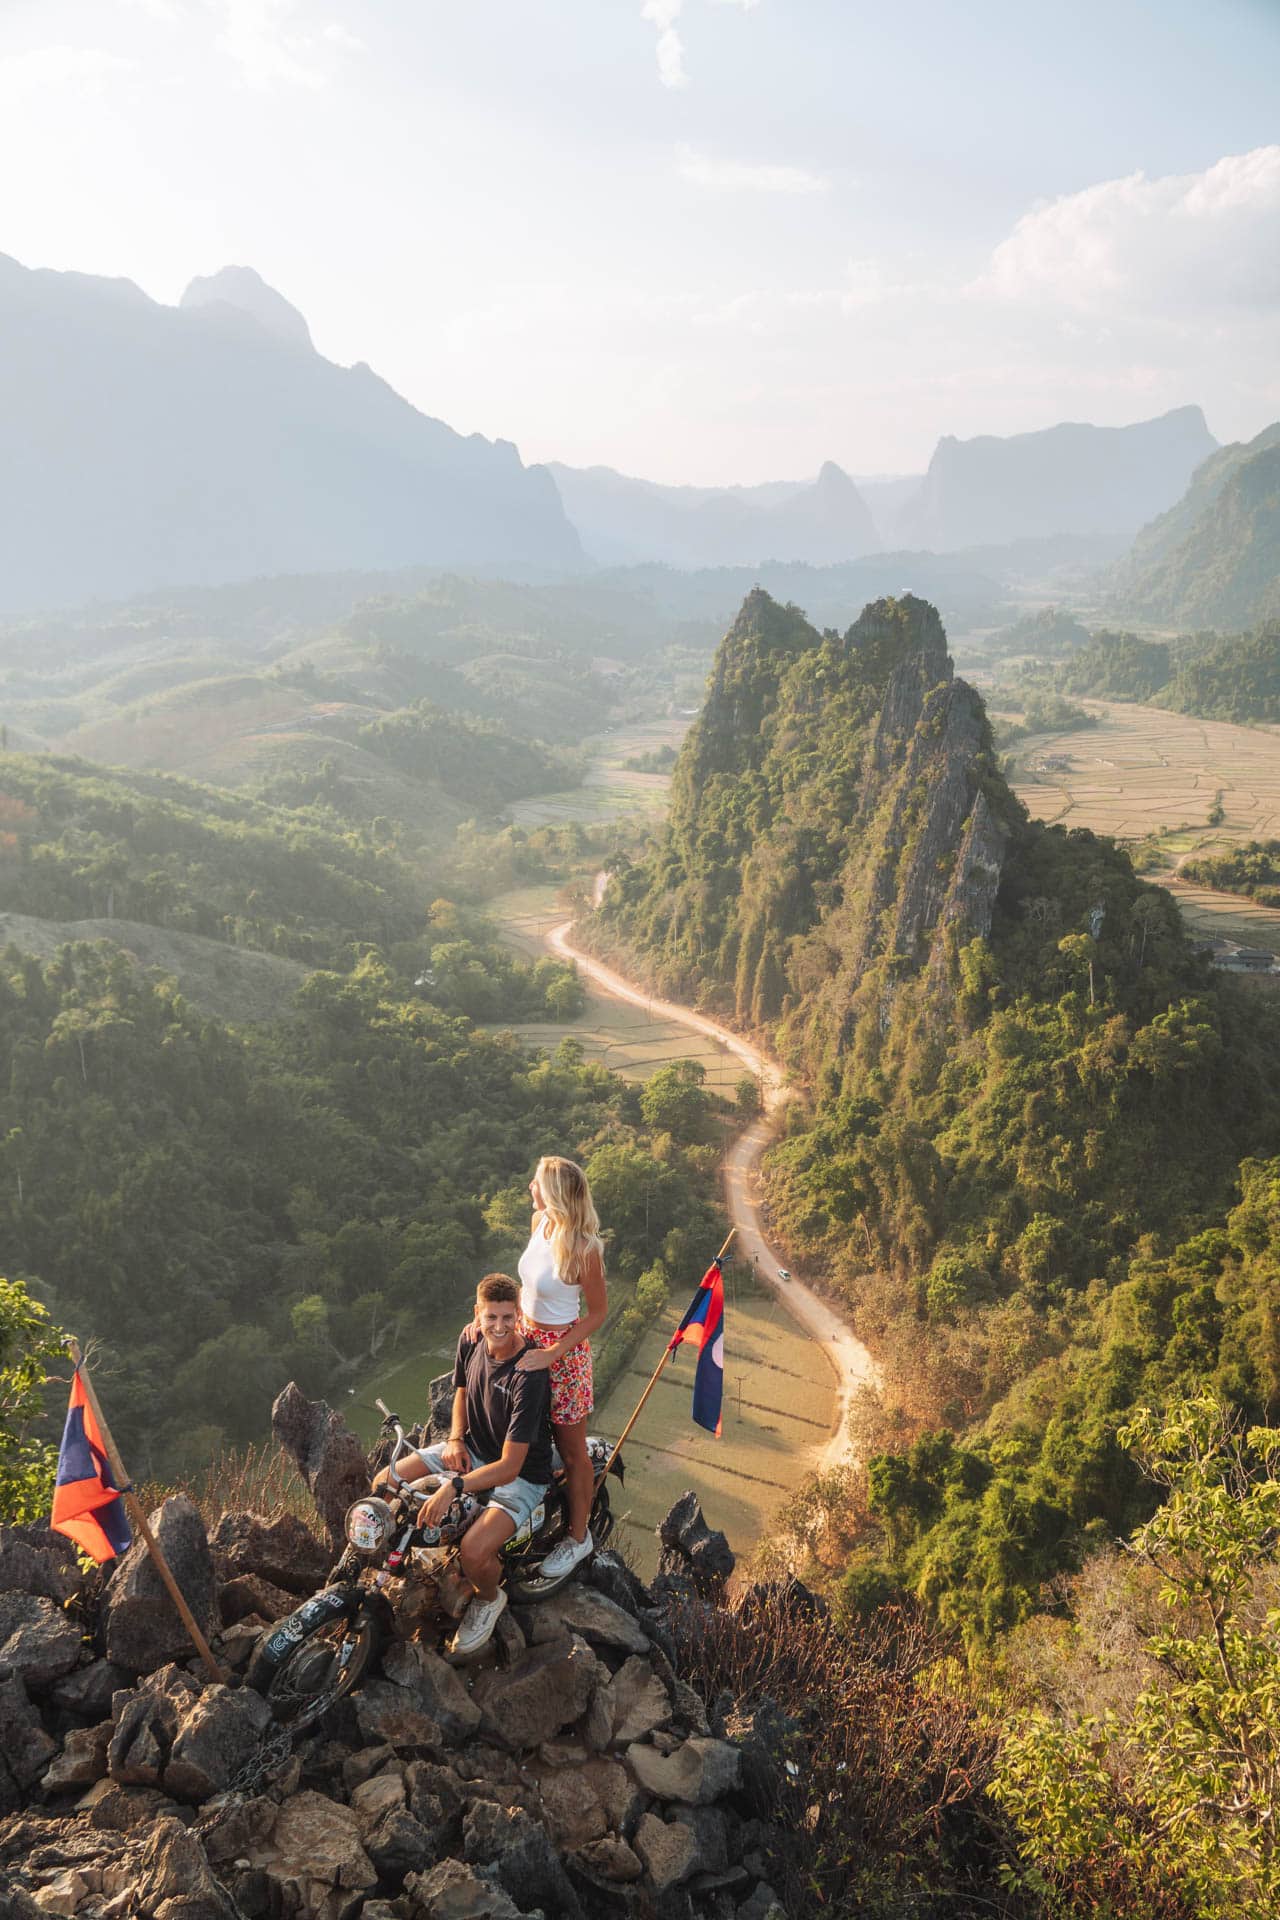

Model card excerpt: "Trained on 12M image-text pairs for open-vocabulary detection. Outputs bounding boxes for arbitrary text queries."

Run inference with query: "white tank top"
[518,1217,583,1327]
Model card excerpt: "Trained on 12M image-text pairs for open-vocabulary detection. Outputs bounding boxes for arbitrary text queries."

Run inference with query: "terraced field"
[1011,699,1280,948]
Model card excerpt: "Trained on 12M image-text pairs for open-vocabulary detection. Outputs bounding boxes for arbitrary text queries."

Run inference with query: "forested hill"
[594,591,1280,1636]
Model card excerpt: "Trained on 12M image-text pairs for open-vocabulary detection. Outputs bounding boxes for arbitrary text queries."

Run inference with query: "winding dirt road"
[547,920,878,1470]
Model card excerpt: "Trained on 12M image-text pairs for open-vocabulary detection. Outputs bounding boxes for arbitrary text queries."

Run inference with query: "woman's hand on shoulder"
[515,1347,556,1373]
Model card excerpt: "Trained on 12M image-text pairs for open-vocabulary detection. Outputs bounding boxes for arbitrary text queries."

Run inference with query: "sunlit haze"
[3,0,1278,481]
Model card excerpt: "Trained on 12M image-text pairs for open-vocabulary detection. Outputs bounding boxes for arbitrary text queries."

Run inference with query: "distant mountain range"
[891,406,1217,552]
[0,256,582,612]
[1110,423,1280,630]
[552,410,1220,568]
[546,459,881,568]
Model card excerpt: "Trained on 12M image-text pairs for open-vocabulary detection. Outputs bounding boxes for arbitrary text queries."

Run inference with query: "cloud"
[641,0,687,89]
[677,144,829,194]
[0,46,134,103]
[978,145,1280,317]
[210,1,363,90]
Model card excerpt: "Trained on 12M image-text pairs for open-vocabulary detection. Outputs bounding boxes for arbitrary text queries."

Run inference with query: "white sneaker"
[538,1529,594,1579]
[450,1587,507,1658]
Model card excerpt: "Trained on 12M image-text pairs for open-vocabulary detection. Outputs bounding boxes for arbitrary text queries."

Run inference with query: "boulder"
[108,1692,173,1788]
[365,1803,436,1886]
[134,1815,239,1920]
[634,1810,699,1890]
[401,1858,524,1920]
[164,1682,273,1803]
[573,1834,643,1883]
[625,1737,742,1806]
[584,1549,653,1618]
[657,1494,735,1593]
[78,1778,173,1830]
[463,1799,581,1918]
[381,1640,483,1744]
[672,1803,728,1874]
[405,1757,466,1843]
[101,1496,217,1677]
[0,1673,58,1809]
[42,1722,113,1792]
[528,1762,608,1851]
[217,1573,296,1625]
[0,1526,83,1605]
[0,1593,83,1692]
[601,1656,672,1747]
[350,1768,406,1830]
[244,1789,377,1920]
[354,1680,443,1754]
[270,1383,370,1549]
[210,1509,333,1597]
[51,1660,126,1721]
[524,1587,650,1656]
[473,1635,605,1752]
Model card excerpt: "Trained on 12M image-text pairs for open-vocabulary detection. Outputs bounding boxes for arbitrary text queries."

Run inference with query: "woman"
[515,1154,608,1577]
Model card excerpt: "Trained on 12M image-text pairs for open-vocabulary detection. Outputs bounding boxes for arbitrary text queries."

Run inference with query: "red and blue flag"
[669,1261,725,1436]
[51,1369,131,1563]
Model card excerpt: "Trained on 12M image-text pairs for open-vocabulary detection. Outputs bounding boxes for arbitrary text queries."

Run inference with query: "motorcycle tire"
[505,1483,612,1602]
[246,1587,383,1728]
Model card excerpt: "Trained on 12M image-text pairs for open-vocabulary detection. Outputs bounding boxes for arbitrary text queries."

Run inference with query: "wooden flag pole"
[67,1340,227,1683]
[595,1227,735,1499]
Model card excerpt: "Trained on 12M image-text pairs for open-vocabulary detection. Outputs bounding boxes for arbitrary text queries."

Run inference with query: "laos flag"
[51,1370,131,1562]
[669,1262,725,1437]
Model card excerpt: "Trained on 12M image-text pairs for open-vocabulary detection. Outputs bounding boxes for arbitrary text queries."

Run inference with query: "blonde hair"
[535,1155,603,1287]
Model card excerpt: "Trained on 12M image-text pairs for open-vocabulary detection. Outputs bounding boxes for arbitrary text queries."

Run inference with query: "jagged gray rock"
[51,1659,126,1720]
[402,1857,526,1919]
[602,1654,673,1746]
[626,1736,743,1806]
[210,1508,333,1597]
[0,1591,83,1690]
[524,1586,650,1655]
[473,1636,605,1750]
[464,1799,582,1918]
[134,1814,239,1920]
[381,1638,483,1744]
[658,1492,736,1592]
[243,1788,378,1919]
[41,1721,112,1791]
[634,1809,700,1890]
[270,1382,370,1548]
[0,1673,57,1809]
[0,1526,83,1604]
[164,1681,273,1802]
[101,1495,217,1676]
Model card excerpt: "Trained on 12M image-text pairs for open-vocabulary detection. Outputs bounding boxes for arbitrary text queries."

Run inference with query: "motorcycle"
[246,1398,623,1728]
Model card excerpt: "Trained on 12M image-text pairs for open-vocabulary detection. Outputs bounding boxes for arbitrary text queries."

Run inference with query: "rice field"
[593,1279,839,1577]
[1011,699,1280,947]
[507,713,691,830]
[484,884,747,1096]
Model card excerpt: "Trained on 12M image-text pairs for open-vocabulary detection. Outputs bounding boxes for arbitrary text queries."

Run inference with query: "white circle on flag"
[711,1333,723,1368]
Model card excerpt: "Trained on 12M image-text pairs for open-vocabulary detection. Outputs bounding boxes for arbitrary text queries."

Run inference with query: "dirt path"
[547,919,878,1469]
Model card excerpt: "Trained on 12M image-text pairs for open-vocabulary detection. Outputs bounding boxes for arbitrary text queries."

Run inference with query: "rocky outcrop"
[0,1480,787,1920]
[101,1496,217,1678]
[271,1382,370,1548]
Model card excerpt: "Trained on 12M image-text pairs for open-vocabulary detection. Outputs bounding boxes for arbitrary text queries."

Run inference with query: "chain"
[190,1718,301,1840]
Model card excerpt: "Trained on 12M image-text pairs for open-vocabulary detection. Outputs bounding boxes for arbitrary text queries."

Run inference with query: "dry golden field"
[594,1279,839,1577]
[1011,699,1280,948]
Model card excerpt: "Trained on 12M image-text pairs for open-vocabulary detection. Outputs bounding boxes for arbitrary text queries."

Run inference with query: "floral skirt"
[519,1318,594,1426]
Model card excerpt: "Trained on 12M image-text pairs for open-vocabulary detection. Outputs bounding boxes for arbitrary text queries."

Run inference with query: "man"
[374,1272,551,1658]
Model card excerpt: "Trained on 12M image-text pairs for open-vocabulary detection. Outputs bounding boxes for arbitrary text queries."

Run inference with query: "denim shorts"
[416,1440,547,1533]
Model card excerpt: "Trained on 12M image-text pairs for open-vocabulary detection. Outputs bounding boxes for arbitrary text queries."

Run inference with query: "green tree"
[0,1276,65,1523]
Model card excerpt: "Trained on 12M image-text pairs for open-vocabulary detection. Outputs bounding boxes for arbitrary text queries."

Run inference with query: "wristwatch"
[450,1474,466,1497]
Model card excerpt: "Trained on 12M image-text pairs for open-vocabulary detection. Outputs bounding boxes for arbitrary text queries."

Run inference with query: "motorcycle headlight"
[345,1497,394,1553]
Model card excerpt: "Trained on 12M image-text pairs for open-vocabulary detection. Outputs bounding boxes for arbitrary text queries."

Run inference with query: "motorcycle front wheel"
[246,1590,383,1728]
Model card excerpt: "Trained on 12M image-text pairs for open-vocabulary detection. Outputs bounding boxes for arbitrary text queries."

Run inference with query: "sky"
[1,0,1278,482]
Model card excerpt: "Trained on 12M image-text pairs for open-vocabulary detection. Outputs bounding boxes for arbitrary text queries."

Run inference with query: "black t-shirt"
[452,1331,553,1487]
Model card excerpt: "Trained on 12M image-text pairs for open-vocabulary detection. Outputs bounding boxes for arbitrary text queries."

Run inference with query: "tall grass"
[139,1442,316,1532]
[667,1585,1010,1918]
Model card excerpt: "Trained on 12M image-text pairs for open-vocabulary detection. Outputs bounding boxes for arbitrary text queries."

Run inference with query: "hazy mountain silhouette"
[892,406,1217,551]
[0,253,581,612]
[548,458,880,566]
[1111,422,1280,628]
